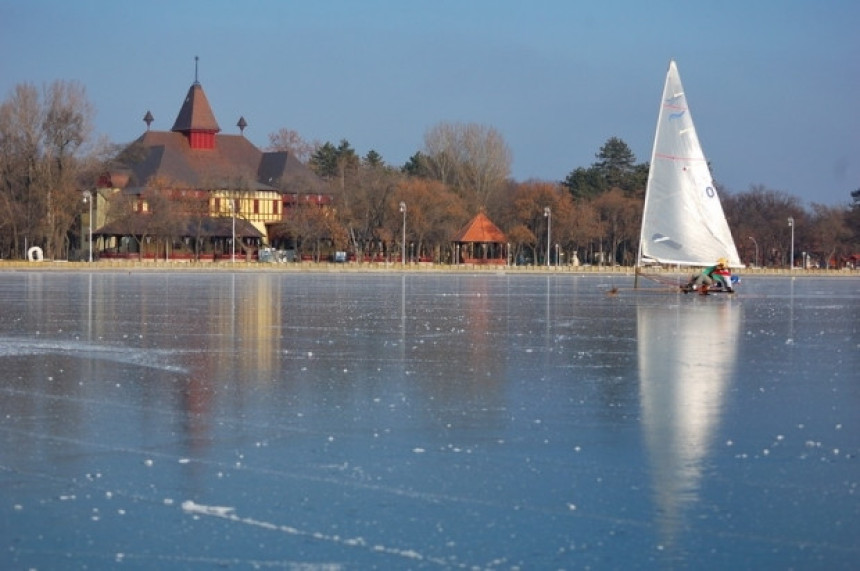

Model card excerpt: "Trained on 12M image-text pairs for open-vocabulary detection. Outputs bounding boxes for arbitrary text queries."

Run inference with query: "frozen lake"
[1,271,857,569]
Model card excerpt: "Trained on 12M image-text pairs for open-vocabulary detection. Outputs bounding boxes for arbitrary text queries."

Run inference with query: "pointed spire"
[237,116,247,135]
[143,110,154,130]
[171,83,221,134]
[171,64,220,149]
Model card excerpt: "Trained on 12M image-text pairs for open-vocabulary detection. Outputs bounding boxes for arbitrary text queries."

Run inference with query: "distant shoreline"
[1,260,856,278]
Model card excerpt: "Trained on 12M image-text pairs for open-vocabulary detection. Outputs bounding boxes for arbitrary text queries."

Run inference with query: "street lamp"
[82,190,93,262]
[544,206,551,267]
[748,236,758,268]
[230,199,236,263]
[399,201,406,265]
[787,217,795,270]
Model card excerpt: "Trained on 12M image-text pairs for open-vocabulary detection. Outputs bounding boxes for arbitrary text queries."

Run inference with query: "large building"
[92,77,324,260]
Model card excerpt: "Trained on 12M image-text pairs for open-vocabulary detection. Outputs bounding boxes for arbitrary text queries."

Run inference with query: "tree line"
[278,128,859,268]
[1,81,858,266]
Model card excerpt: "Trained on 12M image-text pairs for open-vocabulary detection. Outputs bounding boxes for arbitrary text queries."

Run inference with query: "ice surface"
[0,271,857,568]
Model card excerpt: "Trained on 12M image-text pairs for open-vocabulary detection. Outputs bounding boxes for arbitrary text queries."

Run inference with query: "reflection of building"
[453,211,508,265]
[91,74,324,260]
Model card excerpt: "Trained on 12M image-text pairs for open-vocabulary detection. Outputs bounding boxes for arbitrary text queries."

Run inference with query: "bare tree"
[41,81,94,258]
[0,80,95,259]
[422,122,459,187]
[723,185,804,267]
[807,203,851,268]
[0,84,41,257]
[394,177,468,262]
[339,162,400,259]
[505,181,569,264]
[267,128,317,163]
[423,122,512,209]
[591,188,641,265]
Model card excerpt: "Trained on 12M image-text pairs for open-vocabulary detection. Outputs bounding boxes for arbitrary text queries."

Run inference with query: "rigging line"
[654,153,708,161]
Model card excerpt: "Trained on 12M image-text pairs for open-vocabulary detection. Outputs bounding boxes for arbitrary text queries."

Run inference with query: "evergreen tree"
[562,166,605,200]
[594,136,636,189]
[309,142,339,178]
[563,137,647,200]
[402,151,429,177]
[363,149,384,168]
[336,139,357,163]
[309,139,359,180]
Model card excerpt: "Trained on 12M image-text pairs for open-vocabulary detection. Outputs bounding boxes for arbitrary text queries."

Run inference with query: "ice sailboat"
[636,60,741,275]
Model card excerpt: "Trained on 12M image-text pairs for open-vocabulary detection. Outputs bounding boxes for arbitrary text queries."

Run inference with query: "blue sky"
[2,0,858,206]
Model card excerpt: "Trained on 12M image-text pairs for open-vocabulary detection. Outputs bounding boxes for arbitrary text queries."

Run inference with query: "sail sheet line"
[654,153,708,162]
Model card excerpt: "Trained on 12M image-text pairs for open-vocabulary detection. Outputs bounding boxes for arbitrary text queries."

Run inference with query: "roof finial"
[194,55,199,84]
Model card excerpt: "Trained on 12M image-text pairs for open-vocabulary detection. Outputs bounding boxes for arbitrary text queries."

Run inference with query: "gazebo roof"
[453,211,507,243]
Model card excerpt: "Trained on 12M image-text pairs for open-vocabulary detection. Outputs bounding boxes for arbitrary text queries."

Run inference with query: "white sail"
[638,60,741,268]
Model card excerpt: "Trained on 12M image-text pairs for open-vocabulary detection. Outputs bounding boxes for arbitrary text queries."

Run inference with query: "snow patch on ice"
[182,500,235,517]
[0,336,185,373]
[180,500,456,566]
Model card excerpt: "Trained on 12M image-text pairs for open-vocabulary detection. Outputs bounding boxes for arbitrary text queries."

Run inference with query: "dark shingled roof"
[453,211,507,243]
[95,213,264,239]
[118,130,271,191]
[109,81,322,194]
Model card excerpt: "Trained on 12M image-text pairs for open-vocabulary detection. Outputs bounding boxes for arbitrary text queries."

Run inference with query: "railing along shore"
[0,259,856,277]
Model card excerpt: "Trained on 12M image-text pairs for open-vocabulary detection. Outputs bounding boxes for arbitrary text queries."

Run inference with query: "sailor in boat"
[681,257,735,294]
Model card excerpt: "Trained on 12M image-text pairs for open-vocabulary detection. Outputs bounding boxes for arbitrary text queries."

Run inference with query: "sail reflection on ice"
[637,302,741,545]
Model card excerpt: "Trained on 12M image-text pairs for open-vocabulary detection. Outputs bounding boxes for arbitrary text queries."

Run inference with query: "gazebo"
[452,211,508,265]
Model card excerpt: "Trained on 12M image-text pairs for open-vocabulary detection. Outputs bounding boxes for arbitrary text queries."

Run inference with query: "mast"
[639,59,673,269]
[635,60,674,286]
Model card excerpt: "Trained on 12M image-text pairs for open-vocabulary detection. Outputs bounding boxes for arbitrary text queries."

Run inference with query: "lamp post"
[748,236,758,268]
[544,206,551,267]
[787,217,795,270]
[82,190,93,262]
[399,201,406,265]
[230,199,236,264]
